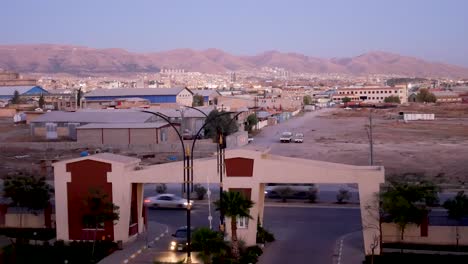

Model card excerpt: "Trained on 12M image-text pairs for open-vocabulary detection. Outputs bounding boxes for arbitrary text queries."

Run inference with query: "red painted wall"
[225,158,254,177]
[66,160,114,241]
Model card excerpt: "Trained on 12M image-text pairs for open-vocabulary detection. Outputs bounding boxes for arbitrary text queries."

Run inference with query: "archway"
[53,149,384,255]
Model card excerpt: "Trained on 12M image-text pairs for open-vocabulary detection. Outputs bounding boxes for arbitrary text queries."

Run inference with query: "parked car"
[248,135,254,143]
[144,194,193,209]
[294,133,304,143]
[280,132,293,143]
[170,226,196,251]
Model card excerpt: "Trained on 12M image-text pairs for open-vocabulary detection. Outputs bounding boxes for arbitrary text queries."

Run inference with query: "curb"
[195,200,361,209]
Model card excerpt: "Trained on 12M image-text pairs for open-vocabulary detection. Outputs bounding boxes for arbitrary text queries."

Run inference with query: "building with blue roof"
[0,86,49,100]
[84,87,194,106]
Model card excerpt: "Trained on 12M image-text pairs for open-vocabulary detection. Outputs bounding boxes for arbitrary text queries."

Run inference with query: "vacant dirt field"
[317,104,468,184]
[246,104,468,185]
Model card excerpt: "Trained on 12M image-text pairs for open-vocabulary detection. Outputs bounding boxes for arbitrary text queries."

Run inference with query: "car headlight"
[171,241,176,246]
[183,202,188,206]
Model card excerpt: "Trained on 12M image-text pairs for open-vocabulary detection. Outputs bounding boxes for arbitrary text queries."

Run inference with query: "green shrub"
[336,188,351,204]
[256,225,275,244]
[194,184,207,200]
[0,227,55,241]
[307,186,318,203]
[155,183,167,194]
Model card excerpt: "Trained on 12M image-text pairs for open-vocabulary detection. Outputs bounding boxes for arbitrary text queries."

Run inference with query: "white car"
[280,132,293,143]
[294,133,304,143]
[144,194,193,209]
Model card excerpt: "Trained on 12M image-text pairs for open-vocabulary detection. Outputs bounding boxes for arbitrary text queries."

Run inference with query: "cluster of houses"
[1,71,468,144]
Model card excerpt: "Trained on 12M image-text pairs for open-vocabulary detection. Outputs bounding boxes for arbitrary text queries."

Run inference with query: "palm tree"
[214,191,254,260]
[192,227,228,264]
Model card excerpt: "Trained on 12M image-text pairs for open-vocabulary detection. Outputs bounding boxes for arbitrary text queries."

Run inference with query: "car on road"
[248,135,254,143]
[170,226,195,251]
[280,131,293,143]
[294,133,304,143]
[144,194,193,209]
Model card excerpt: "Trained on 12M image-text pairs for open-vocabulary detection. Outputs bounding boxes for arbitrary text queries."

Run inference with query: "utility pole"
[177,107,187,197]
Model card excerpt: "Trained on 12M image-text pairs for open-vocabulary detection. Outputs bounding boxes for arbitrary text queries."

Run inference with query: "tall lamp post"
[142,110,193,262]
[142,108,244,262]
[181,106,245,234]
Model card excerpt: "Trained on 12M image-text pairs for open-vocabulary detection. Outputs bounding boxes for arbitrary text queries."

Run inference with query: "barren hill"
[1,44,467,77]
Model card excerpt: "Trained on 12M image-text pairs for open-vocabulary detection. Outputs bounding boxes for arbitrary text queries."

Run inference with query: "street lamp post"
[142,108,245,262]
[142,110,192,262]
[181,106,245,234]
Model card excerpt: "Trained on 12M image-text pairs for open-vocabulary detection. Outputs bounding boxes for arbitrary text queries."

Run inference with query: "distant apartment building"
[332,86,408,104]
[281,87,306,98]
[0,71,37,86]
[84,87,194,107]
[432,90,462,103]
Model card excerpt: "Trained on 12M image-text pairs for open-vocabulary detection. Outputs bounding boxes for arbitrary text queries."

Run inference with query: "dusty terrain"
[1,104,467,184]
[249,104,468,184]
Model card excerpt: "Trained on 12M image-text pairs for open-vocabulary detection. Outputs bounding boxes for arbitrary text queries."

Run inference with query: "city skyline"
[1,0,468,67]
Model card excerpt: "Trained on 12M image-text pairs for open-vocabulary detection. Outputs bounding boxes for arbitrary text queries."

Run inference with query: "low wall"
[291,109,301,116]
[0,140,218,153]
[5,213,45,228]
[256,120,268,130]
[0,108,16,117]
[403,113,435,121]
[382,223,468,245]
[226,131,248,148]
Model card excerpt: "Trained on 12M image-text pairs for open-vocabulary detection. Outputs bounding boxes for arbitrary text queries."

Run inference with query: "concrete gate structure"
[53,149,385,255]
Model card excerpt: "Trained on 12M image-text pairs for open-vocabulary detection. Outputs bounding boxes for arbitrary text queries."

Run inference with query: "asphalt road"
[146,204,363,264]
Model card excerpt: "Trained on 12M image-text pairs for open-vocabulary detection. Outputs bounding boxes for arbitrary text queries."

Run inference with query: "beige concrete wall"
[103,129,129,145]
[382,223,468,245]
[0,108,16,117]
[34,127,46,137]
[77,129,102,144]
[176,89,193,106]
[158,127,180,143]
[130,128,157,145]
[26,112,45,124]
[5,213,45,228]
[57,127,69,137]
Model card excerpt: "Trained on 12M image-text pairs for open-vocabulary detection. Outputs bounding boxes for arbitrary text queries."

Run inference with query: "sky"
[2,0,468,66]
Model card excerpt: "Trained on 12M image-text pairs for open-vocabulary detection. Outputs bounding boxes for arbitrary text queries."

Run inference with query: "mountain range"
[0,44,467,77]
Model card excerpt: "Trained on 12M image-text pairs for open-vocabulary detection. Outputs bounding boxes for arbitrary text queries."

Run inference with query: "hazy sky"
[2,0,468,66]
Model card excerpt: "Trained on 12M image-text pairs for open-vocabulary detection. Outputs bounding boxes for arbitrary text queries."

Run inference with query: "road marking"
[333,230,361,264]
[122,223,169,264]
[337,239,344,264]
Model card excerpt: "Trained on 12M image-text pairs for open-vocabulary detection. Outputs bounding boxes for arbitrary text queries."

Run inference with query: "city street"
[143,204,363,264]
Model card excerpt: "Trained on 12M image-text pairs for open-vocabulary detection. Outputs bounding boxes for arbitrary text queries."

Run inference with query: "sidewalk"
[98,221,168,264]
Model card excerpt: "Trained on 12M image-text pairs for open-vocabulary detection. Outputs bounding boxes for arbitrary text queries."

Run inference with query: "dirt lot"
[315,104,468,184]
[247,104,468,185]
[1,104,467,185]
[0,118,213,178]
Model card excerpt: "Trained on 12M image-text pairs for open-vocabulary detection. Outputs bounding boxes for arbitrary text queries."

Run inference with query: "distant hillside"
[0,44,468,77]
